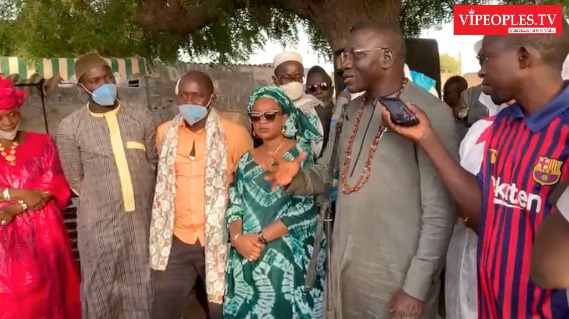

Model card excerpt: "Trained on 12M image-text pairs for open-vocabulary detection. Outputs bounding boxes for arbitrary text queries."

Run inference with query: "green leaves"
[0,0,178,62]
[0,0,565,65]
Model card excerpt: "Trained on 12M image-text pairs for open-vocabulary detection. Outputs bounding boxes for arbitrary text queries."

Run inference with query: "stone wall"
[19,63,275,134]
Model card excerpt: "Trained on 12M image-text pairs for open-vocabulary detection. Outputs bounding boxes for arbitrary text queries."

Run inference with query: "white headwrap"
[273,51,303,70]
[474,39,482,55]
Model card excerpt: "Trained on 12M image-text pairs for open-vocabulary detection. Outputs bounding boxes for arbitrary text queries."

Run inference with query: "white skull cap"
[474,39,482,55]
[273,51,303,70]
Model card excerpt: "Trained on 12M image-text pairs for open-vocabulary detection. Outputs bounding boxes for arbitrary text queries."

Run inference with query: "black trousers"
[151,236,222,319]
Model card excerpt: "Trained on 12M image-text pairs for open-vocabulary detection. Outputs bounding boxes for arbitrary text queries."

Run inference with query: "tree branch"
[277,0,312,20]
[133,0,243,35]
[282,0,402,51]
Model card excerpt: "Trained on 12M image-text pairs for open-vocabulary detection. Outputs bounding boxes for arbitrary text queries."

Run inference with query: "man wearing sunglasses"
[306,65,335,153]
[306,66,334,106]
[264,22,457,319]
[272,51,325,158]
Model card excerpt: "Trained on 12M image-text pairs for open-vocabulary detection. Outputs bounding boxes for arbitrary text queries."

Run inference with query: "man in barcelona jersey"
[383,20,569,318]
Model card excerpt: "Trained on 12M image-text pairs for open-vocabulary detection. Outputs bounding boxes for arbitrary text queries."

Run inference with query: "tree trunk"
[134,0,246,35]
[282,0,402,52]
[135,0,401,52]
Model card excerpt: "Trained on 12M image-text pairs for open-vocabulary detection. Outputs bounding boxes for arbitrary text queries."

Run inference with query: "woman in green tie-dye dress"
[224,86,325,319]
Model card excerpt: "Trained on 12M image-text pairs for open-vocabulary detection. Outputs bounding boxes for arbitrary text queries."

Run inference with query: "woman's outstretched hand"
[262,151,307,191]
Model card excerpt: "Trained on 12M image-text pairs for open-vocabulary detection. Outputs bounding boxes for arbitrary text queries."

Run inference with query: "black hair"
[349,21,406,56]
[502,19,569,69]
[306,66,331,82]
[444,75,468,92]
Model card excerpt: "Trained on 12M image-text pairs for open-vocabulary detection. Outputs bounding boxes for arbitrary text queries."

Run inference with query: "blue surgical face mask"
[83,83,117,107]
[178,96,213,126]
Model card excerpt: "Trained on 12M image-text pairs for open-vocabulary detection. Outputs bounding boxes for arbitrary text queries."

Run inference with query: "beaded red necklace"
[340,78,408,194]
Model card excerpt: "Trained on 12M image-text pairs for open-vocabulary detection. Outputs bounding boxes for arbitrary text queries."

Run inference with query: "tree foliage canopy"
[0,0,564,64]
[440,53,462,75]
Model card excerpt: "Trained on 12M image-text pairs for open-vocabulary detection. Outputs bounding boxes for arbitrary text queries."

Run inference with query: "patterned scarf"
[293,93,324,157]
[149,108,228,303]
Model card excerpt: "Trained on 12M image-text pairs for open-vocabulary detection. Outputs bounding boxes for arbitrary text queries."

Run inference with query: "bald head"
[176,70,215,107]
[342,21,407,94]
[350,21,406,57]
[178,70,214,95]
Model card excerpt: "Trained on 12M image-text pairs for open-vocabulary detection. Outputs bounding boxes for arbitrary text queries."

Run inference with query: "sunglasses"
[307,83,330,93]
[248,111,281,123]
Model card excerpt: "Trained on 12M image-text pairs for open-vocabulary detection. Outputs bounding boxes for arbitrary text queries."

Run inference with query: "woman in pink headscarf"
[0,74,81,319]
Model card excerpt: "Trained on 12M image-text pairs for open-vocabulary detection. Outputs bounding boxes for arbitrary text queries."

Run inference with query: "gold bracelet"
[230,233,241,243]
[463,216,469,227]
[2,188,10,201]
[17,200,28,211]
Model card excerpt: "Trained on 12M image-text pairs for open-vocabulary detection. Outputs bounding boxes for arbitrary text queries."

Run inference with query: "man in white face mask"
[272,51,324,157]
[56,50,159,319]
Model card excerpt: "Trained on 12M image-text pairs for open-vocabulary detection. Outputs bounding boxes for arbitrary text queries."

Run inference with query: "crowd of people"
[0,18,569,319]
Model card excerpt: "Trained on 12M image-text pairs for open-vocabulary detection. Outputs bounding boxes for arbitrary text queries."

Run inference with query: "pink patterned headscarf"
[0,74,26,112]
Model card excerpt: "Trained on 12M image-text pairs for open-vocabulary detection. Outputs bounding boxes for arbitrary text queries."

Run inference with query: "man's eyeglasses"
[476,54,488,66]
[248,111,281,123]
[340,47,389,62]
[307,83,330,93]
[278,75,304,83]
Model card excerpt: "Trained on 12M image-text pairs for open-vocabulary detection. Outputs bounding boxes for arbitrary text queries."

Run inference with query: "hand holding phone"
[379,97,420,127]
[379,100,433,145]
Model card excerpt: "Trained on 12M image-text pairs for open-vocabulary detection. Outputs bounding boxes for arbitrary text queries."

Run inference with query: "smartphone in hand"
[379,97,420,127]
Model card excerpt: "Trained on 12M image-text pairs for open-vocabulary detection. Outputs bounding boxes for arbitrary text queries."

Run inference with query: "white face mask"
[0,122,19,140]
[280,82,304,101]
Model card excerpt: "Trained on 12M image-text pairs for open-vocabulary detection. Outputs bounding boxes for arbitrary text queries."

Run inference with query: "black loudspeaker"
[333,38,442,98]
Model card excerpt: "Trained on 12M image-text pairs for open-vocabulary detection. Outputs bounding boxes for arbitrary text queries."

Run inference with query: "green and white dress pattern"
[223,145,325,319]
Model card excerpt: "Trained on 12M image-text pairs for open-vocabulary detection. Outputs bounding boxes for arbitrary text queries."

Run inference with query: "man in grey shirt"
[264,22,457,319]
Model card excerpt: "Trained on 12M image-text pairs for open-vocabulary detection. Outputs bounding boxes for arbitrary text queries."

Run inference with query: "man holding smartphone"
[381,24,569,318]
[263,22,457,319]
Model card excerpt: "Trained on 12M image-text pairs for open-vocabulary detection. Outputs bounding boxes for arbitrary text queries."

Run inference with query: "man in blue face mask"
[150,71,253,319]
[56,50,159,319]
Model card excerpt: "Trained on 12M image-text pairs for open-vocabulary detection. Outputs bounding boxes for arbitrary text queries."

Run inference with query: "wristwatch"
[257,231,268,244]
[457,107,469,120]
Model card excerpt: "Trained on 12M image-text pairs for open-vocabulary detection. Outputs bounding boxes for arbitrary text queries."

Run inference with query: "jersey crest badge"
[532,156,563,186]
[489,149,497,164]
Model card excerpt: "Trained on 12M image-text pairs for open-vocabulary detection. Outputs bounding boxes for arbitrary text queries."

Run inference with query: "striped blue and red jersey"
[477,84,569,319]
